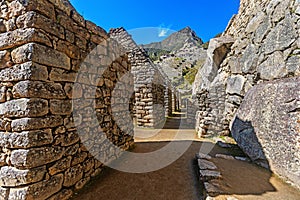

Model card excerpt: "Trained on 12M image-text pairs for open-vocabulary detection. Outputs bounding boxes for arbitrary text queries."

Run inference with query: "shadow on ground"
[71,115,300,200]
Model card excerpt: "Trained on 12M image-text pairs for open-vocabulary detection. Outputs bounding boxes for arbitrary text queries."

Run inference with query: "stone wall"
[222,0,300,132]
[231,76,300,188]
[109,28,176,128]
[194,0,299,137]
[222,0,300,188]
[186,99,198,128]
[193,0,300,188]
[192,36,234,137]
[164,85,173,117]
[0,0,134,199]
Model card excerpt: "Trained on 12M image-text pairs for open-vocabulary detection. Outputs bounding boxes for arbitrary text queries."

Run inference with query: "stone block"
[50,100,72,115]
[0,19,7,33]
[11,43,70,70]
[0,187,9,199]
[204,181,224,196]
[0,28,51,51]
[13,81,66,99]
[286,55,300,76]
[0,98,48,118]
[0,166,46,187]
[0,129,53,149]
[82,158,95,173]
[55,40,81,59]
[49,68,77,82]
[231,76,300,188]
[257,51,287,80]
[63,164,83,187]
[49,157,72,176]
[262,15,297,54]
[198,159,217,170]
[0,1,26,19]
[16,11,65,39]
[11,115,63,132]
[240,44,259,73]
[54,131,80,147]
[245,11,266,33]
[200,170,222,181]
[215,154,235,160]
[75,177,90,190]
[64,83,83,99]
[8,174,63,200]
[71,152,88,166]
[226,75,246,95]
[0,62,48,82]
[0,118,11,131]
[0,154,6,167]
[0,50,11,69]
[10,146,64,168]
[26,0,56,20]
[196,153,212,160]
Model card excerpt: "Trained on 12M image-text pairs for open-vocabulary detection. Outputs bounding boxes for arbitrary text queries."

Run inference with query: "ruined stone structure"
[193,0,300,188]
[1,0,298,198]
[0,1,185,198]
[109,28,179,128]
[193,36,234,137]
[0,0,134,199]
[185,99,198,128]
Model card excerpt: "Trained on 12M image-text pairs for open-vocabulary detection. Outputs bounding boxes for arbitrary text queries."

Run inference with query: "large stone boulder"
[192,36,234,97]
[231,76,300,188]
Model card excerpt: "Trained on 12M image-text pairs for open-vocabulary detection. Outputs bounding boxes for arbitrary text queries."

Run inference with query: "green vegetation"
[202,42,209,49]
[183,59,205,85]
[170,58,205,96]
[145,48,171,62]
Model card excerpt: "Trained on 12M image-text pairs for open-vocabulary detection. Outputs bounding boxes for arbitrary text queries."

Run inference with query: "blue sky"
[70,0,240,44]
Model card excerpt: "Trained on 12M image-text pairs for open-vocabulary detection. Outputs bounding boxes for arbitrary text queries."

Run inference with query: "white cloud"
[158,24,172,38]
[158,29,168,37]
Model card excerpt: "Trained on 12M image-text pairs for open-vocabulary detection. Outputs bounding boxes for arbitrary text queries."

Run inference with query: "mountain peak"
[141,26,204,51]
[179,26,192,32]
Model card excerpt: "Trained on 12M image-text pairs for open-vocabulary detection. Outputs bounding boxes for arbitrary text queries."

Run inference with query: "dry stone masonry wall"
[193,36,234,137]
[193,0,300,189]
[109,28,179,128]
[0,0,134,199]
[222,0,300,131]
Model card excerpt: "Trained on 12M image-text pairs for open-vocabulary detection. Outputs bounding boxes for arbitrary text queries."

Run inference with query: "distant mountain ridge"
[140,26,204,52]
[138,26,207,96]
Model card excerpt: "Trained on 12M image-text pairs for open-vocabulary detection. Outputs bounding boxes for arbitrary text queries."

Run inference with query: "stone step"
[196,153,212,160]
[204,181,225,197]
[200,170,222,181]
[198,159,218,170]
[215,154,235,160]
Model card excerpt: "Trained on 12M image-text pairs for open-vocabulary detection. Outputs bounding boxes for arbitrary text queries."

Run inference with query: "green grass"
[183,59,205,85]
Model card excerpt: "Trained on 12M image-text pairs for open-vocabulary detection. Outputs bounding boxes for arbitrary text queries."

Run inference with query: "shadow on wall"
[231,116,270,169]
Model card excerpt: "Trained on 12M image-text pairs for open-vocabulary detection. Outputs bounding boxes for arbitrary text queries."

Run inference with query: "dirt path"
[71,114,300,200]
[72,142,203,200]
[210,157,300,200]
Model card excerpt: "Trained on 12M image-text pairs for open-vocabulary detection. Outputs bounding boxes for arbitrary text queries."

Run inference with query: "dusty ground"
[71,114,300,200]
[210,158,300,200]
